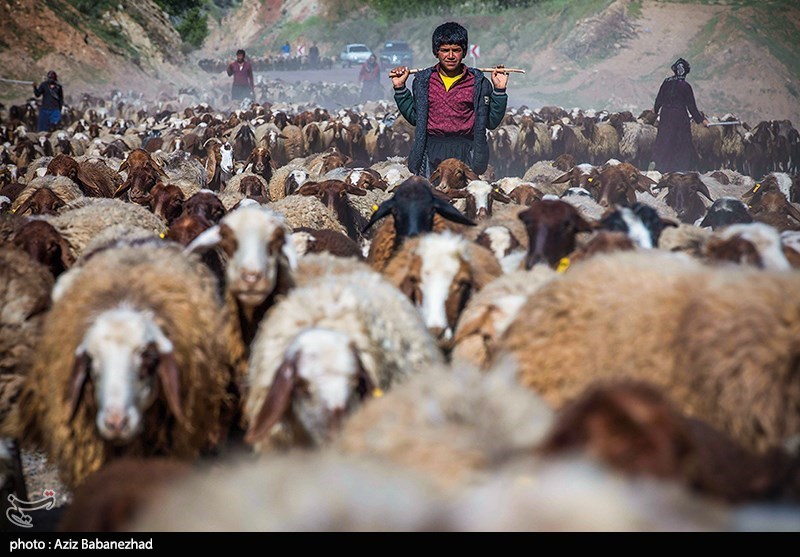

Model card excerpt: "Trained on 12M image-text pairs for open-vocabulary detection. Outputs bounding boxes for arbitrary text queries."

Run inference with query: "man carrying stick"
[389,21,509,178]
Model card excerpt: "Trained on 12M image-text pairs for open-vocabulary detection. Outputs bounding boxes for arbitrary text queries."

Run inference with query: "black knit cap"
[432,21,468,55]
[671,58,690,79]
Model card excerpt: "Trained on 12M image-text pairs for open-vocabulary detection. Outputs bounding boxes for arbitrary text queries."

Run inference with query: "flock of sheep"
[0,88,799,531]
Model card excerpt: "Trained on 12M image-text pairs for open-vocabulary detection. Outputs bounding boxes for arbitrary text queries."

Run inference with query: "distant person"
[281,42,291,59]
[389,21,508,178]
[309,43,320,69]
[33,70,63,132]
[653,58,709,172]
[226,49,255,101]
[359,54,382,102]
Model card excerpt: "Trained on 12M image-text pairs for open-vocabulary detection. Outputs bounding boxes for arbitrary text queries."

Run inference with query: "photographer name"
[10,539,153,551]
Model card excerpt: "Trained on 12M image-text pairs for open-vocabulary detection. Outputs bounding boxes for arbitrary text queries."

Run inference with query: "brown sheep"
[517,200,594,269]
[148,183,185,226]
[11,243,239,487]
[182,191,226,224]
[496,250,800,452]
[291,227,364,259]
[653,172,713,224]
[12,219,74,277]
[592,162,656,208]
[297,180,367,241]
[382,231,502,344]
[538,381,800,504]
[429,158,479,192]
[13,187,67,216]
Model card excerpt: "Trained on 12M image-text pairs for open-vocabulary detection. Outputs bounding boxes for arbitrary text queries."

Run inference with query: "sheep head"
[363,177,475,239]
[429,158,479,191]
[67,306,185,442]
[14,187,66,216]
[656,173,713,224]
[186,205,296,308]
[518,200,594,269]
[13,219,74,276]
[245,328,375,447]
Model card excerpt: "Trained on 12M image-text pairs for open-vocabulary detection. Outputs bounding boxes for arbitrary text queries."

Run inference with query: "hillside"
[2,0,798,125]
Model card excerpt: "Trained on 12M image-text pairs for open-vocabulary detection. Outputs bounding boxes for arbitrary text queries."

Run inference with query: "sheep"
[517,200,594,269]
[57,457,192,532]
[582,118,620,165]
[749,190,800,232]
[291,227,363,259]
[592,162,656,208]
[495,250,800,452]
[569,231,636,263]
[653,172,714,224]
[474,224,526,272]
[619,121,657,169]
[702,222,791,271]
[296,180,368,240]
[599,203,676,249]
[241,147,273,184]
[266,163,312,201]
[658,223,712,257]
[11,219,74,277]
[337,358,553,491]
[182,190,226,224]
[0,249,54,430]
[538,381,800,504]
[244,270,444,450]
[382,231,503,343]
[12,187,68,216]
[223,172,269,200]
[161,150,207,190]
[267,195,348,236]
[186,205,298,349]
[40,198,168,260]
[370,159,412,190]
[148,183,185,225]
[451,266,557,369]
[12,176,83,213]
[559,191,606,222]
[364,177,475,271]
[699,198,753,230]
[131,453,443,531]
[447,180,512,221]
[11,243,238,487]
[279,124,307,164]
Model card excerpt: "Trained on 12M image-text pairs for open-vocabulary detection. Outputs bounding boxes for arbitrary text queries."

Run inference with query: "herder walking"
[227,49,255,101]
[653,58,709,172]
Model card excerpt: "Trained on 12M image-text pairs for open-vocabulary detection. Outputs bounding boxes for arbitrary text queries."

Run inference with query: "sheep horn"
[433,197,476,227]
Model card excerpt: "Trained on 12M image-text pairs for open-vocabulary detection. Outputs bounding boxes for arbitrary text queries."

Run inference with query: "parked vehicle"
[340,44,372,68]
[379,41,413,67]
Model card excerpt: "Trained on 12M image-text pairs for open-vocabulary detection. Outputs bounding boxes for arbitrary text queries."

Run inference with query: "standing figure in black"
[33,71,63,132]
[652,58,709,172]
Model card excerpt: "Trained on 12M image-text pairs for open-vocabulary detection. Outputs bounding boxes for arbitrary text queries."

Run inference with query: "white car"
[340,44,372,68]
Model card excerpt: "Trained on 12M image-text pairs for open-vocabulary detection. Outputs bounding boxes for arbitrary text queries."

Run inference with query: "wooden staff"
[388,67,525,76]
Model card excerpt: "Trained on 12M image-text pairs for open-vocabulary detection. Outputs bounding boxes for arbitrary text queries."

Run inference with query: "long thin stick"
[388,67,525,76]
[0,77,33,85]
[706,121,742,127]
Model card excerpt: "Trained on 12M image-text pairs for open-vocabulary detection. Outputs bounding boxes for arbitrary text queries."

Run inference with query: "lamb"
[337,359,553,491]
[699,198,753,230]
[495,250,800,451]
[11,243,238,486]
[243,270,443,450]
[429,158,479,192]
[382,231,503,343]
[451,266,557,369]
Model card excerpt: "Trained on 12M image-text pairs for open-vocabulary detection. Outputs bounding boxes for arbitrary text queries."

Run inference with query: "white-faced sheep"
[494,250,800,452]
[11,243,238,487]
[243,271,443,450]
[382,231,502,343]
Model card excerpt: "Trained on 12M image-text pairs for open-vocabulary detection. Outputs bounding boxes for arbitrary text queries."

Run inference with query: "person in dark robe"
[652,58,709,172]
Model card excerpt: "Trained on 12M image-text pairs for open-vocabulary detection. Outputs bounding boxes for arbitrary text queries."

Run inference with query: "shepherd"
[389,21,508,178]
[33,70,63,132]
[227,49,255,102]
[652,58,709,172]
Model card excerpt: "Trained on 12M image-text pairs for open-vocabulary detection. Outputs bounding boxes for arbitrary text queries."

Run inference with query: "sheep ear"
[695,181,712,201]
[118,159,129,173]
[429,169,442,187]
[351,344,375,401]
[58,234,74,270]
[185,225,221,254]
[244,354,298,445]
[297,182,320,196]
[433,197,475,226]
[453,306,496,344]
[13,195,34,216]
[661,217,680,229]
[362,198,394,232]
[445,189,469,200]
[465,167,480,182]
[346,184,367,196]
[636,173,657,192]
[552,171,572,184]
[156,350,185,424]
[784,200,800,224]
[66,348,91,423]
[280,231,298,271]
[492,188,512,203]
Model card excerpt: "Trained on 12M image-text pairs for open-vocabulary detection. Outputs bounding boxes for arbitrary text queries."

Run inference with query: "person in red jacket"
[226,49,255,101]
[359,54,382,102]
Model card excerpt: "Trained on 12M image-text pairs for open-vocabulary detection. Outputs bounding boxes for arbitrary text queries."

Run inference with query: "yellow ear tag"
[753,183,761,192]
[556,257,571,273]
[372,388,384,398]
[371,204,379,212]
[159,232,166,239]
[587,178,593,182]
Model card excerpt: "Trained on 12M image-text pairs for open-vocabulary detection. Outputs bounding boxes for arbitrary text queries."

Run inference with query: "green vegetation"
[628,0,642,18]
[176,7,209,47]
[48,0,140,58]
